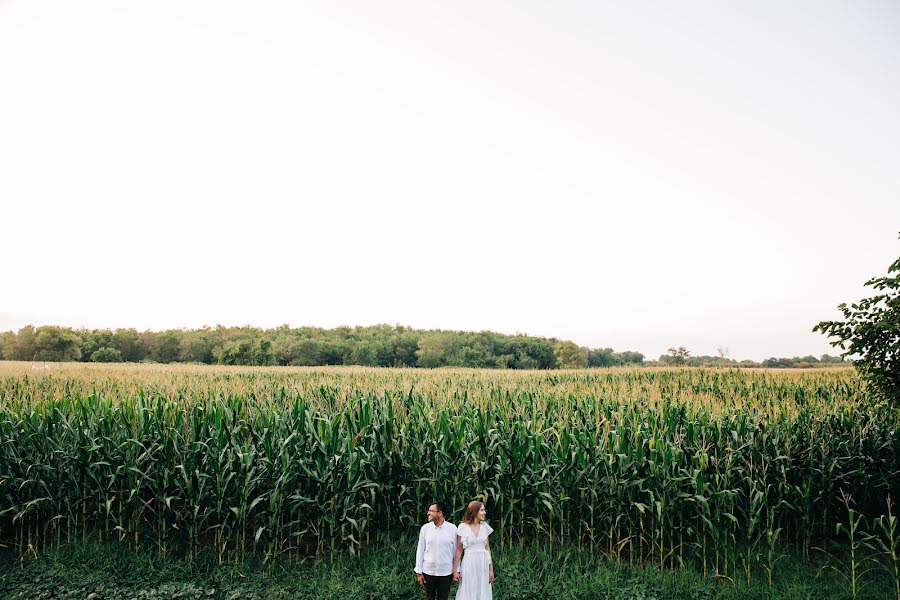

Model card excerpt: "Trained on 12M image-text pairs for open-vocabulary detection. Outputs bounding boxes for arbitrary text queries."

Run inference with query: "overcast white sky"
[1,1,898,361]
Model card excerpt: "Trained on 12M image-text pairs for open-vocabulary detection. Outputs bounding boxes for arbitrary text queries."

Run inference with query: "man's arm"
[414,527,426,579]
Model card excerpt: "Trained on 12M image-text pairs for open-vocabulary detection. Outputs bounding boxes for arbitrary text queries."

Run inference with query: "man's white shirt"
[414,521,458,576]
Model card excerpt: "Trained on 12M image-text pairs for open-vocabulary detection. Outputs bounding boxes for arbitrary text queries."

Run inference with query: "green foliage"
[111,328,146,362]
[0,331,11,360]
[1,537,897,599]
[90,347,123,362]
[553,340,588,368]
[348,341,379,366]
[872,497,900,600]
[179,331,215,364]
[0,323,862,371]
[33,326,82,361]
[152,330,183,363]
[815,252,900,404]
[761,355,845,368]
[661,346,691,366]
[588,348,645,367]
[0,364,897,586]
[2,325,36,360]
[15,324,571,368]
[217,339,273,366]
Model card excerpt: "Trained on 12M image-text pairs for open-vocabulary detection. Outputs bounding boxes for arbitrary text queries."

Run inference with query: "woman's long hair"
[461,501,484,525]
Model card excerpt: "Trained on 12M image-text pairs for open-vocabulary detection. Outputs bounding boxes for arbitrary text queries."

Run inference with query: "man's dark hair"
[431,502,445,516]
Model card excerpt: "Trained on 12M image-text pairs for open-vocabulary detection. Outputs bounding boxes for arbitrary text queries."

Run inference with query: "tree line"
[0,324,848,369]
[0,324,647,369]
[656,345,844,368]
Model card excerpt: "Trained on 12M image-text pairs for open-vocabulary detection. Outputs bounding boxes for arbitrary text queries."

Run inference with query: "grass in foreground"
[0,542,895,600]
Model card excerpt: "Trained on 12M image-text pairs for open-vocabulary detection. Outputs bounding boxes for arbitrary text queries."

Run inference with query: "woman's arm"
[453,535,463,582]
[486,539,494,584]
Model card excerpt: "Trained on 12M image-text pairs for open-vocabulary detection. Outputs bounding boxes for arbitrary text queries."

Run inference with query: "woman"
[452,501,495,600]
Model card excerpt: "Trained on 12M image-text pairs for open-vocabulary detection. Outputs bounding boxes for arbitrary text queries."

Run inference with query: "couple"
[414,500,495,600]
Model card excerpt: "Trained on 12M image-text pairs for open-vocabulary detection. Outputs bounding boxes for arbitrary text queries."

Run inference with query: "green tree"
[288,339,325,366]
[554,340,588,369]
[112,328,145,362]
[34,326,82,361]
[814,252,900,404]
[616,351,645,365]
[216,339,272,366]
[416,333,454,368]
[7,325,37,360]
[349,342,378,366]
[179,332,215,363]
[271,335,306,366]
[79,329,113,362]
[151,330,183,363]
[252,339,273,365]
[661,346,691,366]
[820,354,844,364]
[91,347,123,362]
[0,331,14,360]
[588,348,618,367]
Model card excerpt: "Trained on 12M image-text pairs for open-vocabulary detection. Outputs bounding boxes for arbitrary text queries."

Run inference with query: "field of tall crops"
[1,362,898,588]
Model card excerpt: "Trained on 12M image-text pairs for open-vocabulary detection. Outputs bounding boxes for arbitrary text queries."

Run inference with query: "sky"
[1,1,898,361]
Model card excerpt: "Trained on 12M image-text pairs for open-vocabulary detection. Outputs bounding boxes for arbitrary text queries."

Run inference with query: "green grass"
[0,541,896,600]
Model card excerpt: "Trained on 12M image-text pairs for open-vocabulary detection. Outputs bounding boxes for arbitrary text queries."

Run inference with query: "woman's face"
[478,505,487,522]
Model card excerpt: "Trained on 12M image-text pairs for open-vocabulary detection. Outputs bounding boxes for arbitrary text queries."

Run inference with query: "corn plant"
[0,362,897,576]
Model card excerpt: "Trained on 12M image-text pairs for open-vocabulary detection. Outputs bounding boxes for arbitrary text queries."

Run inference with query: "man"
[414,502,457,600]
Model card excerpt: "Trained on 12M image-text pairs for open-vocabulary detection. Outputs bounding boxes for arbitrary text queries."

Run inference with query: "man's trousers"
[423,573,453,600]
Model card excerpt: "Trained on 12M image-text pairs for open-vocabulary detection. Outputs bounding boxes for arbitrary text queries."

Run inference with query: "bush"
[90,347,122,363]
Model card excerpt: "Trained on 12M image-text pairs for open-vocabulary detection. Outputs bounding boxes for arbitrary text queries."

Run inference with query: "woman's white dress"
[455,522,493,600]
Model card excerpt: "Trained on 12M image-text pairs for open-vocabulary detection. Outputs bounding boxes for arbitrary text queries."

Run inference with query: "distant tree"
[554,340,588,369]
[451,345,491,368]
[179,332,215,364]
[502,336,556,369]
[416,333,453,368]
[289,339,326,366]
[7,325,37,360]
[348,341,378,366]
[687,355,736,367]
[34,326,82,361]
[515,354,539,369]
[112,328,145,362]
[91,347,122,362]
[253,339,273,365]
[495,354,514,368]
[761,357,789,368]
[0,323,649,371]
[78,329,115,362]
[814,250,900,404]
[819,354,844,364]
[317,339,349,365]
[661,346,691,366]
[587,348,645,367]
[151,330,183,363]
[271,336,306,366]
[217,341,249,365]
[616,351,645,365]
[390,329,420,366]
[0,330,15,360]
[588,348,618,367]
[218,339,273,366]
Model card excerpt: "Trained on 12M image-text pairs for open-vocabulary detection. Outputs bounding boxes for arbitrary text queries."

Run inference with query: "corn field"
[1,363,898,583]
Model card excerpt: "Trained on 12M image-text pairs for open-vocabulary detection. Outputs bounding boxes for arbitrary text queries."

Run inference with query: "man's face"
[427,504,441,522]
